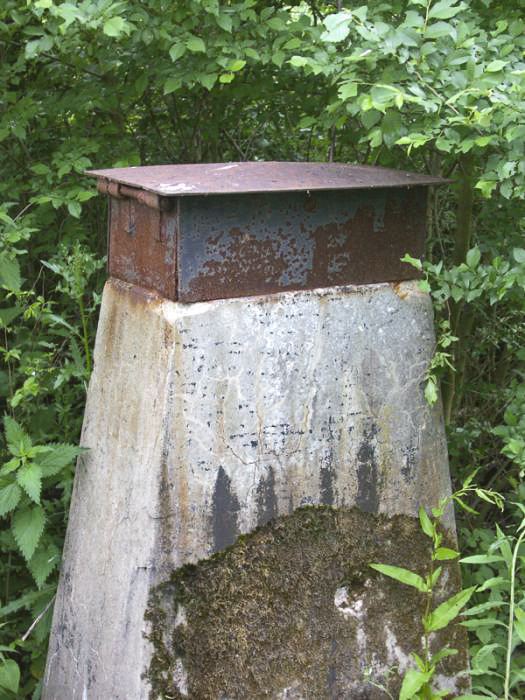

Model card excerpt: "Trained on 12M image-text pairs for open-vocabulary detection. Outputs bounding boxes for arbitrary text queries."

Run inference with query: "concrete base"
[43,279,465,699]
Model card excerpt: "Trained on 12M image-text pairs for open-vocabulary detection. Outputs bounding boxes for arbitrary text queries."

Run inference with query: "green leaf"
[434,547,460,560]
[513,248,525,264]
[426,586,476,632]
[514,607,525,644]
[103,17,127,37]
[289,55,308,67]
[16,463,42,504]
[419,506,434,538]
[0,483,22,518]
[338,81,358,100]
[424,21,455,39]
[0,586,53,617]
[466,247,481,268]
[369,563,428,592]
[460,554,504,564]
[28,543,60,589]
[0,307,23,328]
[164,77,181,95]
[219,73,235,83]
[0,659,20,695]
[186,36,206,53]
[399,668,432,700]
[486,60,507,72]
[12,505,46,561]
[228,59,246,72]
[0,255,21,291]
[424,378,438,406]
[428,0,464,20]
[199,73,218,90]
[169,43,186,61]
[3,415,28,450]
[216,13,232,32]
[36,443,85,477]
[321,12,351,43]
[67,201,81,218]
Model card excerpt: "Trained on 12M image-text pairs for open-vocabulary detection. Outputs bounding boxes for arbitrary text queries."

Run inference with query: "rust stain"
[392,282,410,300]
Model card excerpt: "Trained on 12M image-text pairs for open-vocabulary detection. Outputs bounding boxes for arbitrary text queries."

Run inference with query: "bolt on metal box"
[88,162,445,302]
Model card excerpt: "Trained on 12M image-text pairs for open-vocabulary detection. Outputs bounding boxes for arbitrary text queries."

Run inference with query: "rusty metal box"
[88,162,444,302]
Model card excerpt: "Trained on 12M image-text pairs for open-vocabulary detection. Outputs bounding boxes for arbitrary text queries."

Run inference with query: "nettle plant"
[369,478,503,700]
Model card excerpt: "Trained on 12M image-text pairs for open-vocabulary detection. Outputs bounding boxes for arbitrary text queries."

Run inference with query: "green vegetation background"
[0,0,524,696]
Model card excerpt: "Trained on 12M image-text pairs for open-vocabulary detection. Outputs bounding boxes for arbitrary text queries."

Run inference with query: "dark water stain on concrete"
[145,506,468,700]
[256,466,278,526]
[211,466,240,552]
[356,424,379,513]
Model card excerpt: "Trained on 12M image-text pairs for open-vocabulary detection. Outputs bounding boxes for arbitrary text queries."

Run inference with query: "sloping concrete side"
[43,278,454,699]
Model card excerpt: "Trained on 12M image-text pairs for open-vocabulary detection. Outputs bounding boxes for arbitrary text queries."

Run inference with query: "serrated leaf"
[399,668,431,700]
[12,506,46,561]
[369,563,428,592]
[28,543,60,589]
[0,585,53,617]
[16,463,42,504]
[36,443,85,477]
[0,483,22,517]
[3,415,29,451]
[186,36,206,53]
[0,659,20,695]
[426,586,476,632]
[0,254,21,291]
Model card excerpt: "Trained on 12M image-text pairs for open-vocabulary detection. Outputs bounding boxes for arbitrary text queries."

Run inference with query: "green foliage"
[370,482,501,699]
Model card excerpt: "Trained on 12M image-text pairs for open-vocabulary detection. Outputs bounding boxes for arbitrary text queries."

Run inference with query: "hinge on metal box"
[96,179,172,212]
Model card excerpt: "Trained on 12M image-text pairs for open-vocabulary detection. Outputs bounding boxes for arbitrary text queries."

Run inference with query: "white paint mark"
[156,183,197,193]
[173,658,188,696]
[214,164,239,171]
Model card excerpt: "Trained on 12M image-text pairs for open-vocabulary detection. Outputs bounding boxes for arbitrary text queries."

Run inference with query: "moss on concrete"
[144,506,468,699]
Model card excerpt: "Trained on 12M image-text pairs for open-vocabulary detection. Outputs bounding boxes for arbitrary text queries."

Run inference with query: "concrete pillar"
[43,163,468,699]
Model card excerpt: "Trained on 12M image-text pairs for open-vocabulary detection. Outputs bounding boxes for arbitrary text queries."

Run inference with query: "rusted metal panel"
[177,187,426,302]
[88,161,446,197]
[108,197,177,300]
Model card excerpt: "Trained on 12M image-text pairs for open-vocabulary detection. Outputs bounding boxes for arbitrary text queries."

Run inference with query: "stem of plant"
[78,294,91,375]
[504,525,525,699]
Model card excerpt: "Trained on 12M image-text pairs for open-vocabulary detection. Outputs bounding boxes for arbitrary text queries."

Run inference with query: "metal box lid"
[88,161,445,197]
[87,162,446,302]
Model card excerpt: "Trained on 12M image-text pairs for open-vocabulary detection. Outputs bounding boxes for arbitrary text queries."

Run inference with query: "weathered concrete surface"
[43,278,460,700]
